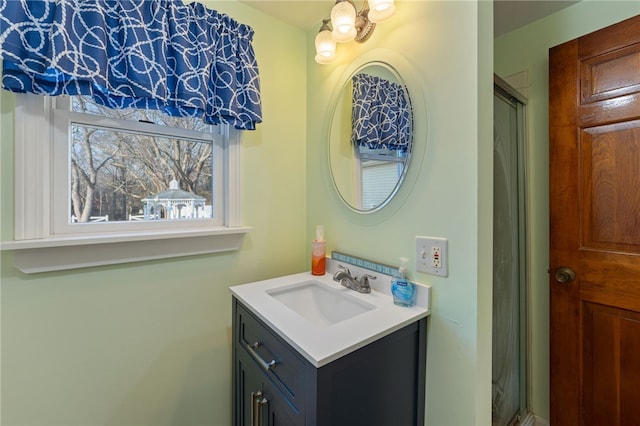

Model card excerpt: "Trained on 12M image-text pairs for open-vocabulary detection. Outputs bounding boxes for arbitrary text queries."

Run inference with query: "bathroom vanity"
[231,264,430,426]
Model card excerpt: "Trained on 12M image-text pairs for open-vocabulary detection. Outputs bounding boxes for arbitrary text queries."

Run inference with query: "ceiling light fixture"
[314,0,396,64]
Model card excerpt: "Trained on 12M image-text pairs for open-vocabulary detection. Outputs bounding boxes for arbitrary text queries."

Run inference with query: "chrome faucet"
[332,264,376,294]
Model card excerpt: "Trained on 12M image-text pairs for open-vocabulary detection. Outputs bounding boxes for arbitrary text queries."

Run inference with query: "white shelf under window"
[1,227,251,273]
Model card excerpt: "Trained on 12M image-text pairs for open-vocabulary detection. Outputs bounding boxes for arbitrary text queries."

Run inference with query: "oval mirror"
[329,61,413,213]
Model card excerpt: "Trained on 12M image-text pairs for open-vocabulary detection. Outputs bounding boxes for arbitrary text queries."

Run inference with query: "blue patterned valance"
[0,0,262,130]
[350,73,410,152]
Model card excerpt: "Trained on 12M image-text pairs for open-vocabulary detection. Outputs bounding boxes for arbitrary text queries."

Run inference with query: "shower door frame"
[493,74,531,425]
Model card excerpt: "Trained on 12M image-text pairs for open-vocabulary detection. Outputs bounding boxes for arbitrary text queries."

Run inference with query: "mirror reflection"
[329,61,413,212]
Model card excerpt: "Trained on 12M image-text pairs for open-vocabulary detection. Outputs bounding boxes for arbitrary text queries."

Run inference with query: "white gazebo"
[142,179,206,220]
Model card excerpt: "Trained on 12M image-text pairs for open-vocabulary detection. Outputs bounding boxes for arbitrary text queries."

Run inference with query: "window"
[53,95,223,233]
[357,145,406,210]
[5,93,249,273]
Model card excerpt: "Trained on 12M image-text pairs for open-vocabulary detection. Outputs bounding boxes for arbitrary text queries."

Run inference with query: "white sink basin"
[266,280,375,327]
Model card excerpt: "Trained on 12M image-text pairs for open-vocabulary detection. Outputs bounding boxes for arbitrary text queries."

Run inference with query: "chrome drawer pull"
[257,396,268,426]
[247,342,277,371]
[250,391,262,426]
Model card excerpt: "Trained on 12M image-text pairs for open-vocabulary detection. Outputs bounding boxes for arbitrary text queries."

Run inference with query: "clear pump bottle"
[391,257,416,307]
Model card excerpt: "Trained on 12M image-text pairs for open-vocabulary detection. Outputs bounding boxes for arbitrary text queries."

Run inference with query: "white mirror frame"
[325,49,426,215]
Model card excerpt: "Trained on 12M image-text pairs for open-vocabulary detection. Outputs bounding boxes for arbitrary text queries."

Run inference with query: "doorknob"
[555,266,576,283]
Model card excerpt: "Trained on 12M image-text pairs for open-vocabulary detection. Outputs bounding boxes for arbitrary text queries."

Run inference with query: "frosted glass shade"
[367,0,396,23]
[315,28,336,64]
[331,1,357,42]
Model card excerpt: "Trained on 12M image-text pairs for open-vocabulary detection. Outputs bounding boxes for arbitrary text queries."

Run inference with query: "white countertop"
[230,258,431,367]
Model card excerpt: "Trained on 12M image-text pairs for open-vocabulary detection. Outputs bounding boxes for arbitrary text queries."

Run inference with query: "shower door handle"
[554,266,576,283]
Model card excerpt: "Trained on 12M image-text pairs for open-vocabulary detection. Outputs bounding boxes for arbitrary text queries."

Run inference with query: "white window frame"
[52,96,224,234]
[2,93,250,273]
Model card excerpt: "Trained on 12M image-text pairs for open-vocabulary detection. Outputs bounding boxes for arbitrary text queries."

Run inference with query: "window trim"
[1,93,250,273]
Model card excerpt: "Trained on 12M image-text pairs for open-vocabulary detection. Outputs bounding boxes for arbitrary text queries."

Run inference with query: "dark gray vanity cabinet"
[232,297,427,426]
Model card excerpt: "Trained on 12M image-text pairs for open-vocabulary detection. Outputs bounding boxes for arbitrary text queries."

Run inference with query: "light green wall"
[0,2,308,425]
[307,1,493,424]
[7,0,635,424]
[495,1,640,420]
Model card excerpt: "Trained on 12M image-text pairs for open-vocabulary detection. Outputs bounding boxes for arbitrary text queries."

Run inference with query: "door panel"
[580,43,640,103]
[549,14,640,425]
[581,123,640,250]
[583,303,640,425]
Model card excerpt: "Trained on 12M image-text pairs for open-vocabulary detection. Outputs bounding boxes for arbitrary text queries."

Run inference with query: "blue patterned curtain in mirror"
[350,73,410,152]
[0,0,262,130]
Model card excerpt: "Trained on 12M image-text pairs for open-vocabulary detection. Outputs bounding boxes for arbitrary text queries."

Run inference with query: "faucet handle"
[337,264,351,276]
[358,273,377,287]
[333,264,352,281]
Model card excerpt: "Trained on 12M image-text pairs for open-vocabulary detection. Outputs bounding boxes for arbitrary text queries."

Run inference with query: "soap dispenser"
[391,257,416,307]
[311,225,326,275]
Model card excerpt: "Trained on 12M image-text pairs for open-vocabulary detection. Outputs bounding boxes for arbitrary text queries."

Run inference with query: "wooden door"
[549,15,640,425]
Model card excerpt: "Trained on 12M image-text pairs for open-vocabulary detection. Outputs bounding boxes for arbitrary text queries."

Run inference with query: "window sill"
[0,227,251,273]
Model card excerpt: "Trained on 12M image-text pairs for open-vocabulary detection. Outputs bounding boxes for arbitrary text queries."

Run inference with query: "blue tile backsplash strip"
[331,251,399,277]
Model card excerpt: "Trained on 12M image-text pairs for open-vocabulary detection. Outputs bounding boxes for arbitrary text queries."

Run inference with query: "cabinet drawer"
[234,299,308,408]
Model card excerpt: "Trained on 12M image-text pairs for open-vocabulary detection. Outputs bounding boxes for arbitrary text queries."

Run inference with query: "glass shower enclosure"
[492,75,529,426]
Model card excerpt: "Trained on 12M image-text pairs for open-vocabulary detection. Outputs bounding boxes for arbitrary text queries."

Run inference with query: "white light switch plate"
[416,236,448,277]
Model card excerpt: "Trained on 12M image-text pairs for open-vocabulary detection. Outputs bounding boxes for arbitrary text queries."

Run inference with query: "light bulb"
[331,0,357,42]
[367,0,395,23]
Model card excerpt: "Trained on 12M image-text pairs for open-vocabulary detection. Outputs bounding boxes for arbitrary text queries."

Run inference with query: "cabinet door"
[235,347,265,426]
[261,378,303,426]
[235,347,304,426]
